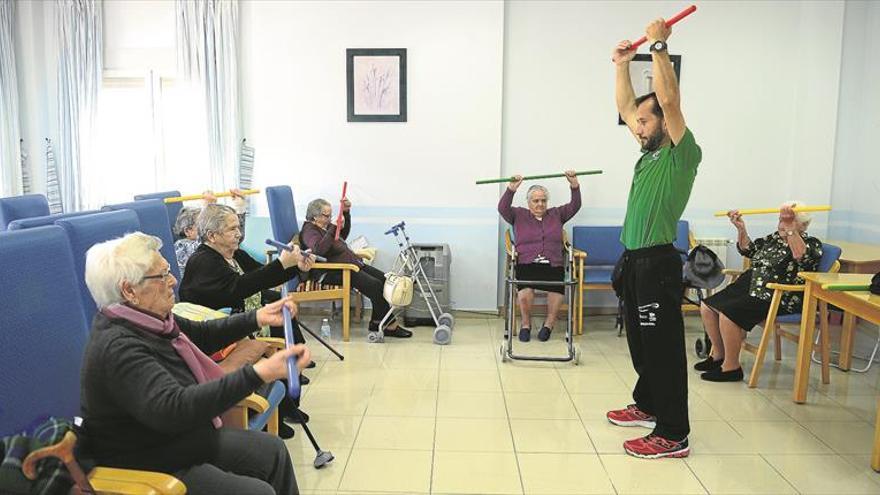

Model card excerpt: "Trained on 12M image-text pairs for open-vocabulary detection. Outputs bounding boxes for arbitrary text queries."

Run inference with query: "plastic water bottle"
[320,318,331,340]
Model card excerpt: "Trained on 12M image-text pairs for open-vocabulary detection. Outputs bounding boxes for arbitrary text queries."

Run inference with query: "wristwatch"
[649,40,668,53]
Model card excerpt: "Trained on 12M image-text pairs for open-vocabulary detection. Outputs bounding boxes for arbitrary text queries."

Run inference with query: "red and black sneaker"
[623,434,690,459]
[606,404,656,428]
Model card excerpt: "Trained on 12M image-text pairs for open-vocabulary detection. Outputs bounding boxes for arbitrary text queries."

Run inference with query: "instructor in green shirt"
[604,18,701,460]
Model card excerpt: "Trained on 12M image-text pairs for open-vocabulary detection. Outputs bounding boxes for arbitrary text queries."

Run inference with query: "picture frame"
[346,48,407,122]
[618,53,682,125]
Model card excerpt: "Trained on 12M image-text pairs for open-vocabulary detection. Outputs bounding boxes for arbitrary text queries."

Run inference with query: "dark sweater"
[179,243,300,312]
[79,311,265,472]
[299,211,362,267]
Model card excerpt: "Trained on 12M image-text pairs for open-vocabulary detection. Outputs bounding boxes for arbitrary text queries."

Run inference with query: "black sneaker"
[276,422,295,439]
[518,327,531,342]
[537,326,552,342]
[700,367,744,382]
[285,408,310,424]
[693,357,723,372]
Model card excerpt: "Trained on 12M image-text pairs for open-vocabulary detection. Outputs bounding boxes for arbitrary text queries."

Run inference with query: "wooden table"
[792,272,880,471]
[827,240,880,274]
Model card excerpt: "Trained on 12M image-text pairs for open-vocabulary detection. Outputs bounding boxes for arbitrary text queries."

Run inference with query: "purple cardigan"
[498,186,581,267]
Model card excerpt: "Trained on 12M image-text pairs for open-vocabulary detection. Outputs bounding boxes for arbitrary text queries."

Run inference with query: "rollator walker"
[501,229,580,364]
[371,221,455,344]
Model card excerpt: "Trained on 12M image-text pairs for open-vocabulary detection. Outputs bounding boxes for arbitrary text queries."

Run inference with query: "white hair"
[305,198,331,222]
[197,203,237,243]
[526,185,549,202]
[85,232,163,309]
[784,200,812,229]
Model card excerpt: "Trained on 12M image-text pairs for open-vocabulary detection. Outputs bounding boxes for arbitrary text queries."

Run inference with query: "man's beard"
[641,129,666,153]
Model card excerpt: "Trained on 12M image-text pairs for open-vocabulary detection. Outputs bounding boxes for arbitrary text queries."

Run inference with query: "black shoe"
[518,327,531,342]
[285,408,310,424]
[299,374,310,386]
[277,421,295,439]
[385,327,413,338]
[700,367,744,382]
[537,326,552,342]
[306,361,317,369]
[693,357,723,372]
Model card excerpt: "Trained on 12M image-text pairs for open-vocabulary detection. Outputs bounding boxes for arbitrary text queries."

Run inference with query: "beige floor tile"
[365,389,436,417]
[687,421,756,455]
[435,417,514,452]
[308,362,380,391]
[437,390,508,418]
[338,448,432,493]
[500,367,565,393]
[799,420,877,454]
[354,416,435,450]
[763,454,880,494]
[688,394,725,421]
[841,454,880,480]
[438,369,502,392]
[380,350,441,369]
[729,421,832,454]
[442,352,500,370]
[760,388,863,422]
[505,392,578,419]
[558,370,629,394]
[518,453,615,494]
[302,386,373,416]
[373,368,438,390]
[600,454,706,494]
[510,419,594,453]
[829,393,878,423]
[697,392,790,421]
[431,451,522,494]
[685,454,796,494]
[286,415,362,461]
[582,420,645,454]
[570,392,634,422]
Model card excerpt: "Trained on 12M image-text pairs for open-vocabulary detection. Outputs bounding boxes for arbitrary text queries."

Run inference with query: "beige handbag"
[383,273,414,306]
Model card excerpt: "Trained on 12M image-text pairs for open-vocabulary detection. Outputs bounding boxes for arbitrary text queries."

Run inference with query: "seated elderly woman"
[80,232,310,495]
[174,190,248,279]
[696,203,823,382]
[299,198,412,338]
[498,170,581,342]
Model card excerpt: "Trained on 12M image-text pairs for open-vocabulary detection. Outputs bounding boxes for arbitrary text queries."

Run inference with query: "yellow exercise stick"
[713,205,832,217]
[164,189,260,204]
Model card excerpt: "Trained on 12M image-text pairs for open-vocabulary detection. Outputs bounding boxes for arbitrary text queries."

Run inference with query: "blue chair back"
[265,185,301,291]
[134,190,182,231]
[0,226,89,435]
[103,200,181,288]
[56,210,141,323]
[7,210,99,231]
[817,242,842,273]
[572,226,625,266]
[0,194,50,231]
[674,220,690,253]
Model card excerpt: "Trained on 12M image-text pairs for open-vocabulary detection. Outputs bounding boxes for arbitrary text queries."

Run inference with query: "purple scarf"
[102,303,225,428]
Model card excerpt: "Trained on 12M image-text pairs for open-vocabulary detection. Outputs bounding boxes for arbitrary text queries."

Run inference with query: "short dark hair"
[635,92,664,119]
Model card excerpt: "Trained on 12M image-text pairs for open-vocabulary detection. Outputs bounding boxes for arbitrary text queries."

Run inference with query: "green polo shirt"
[621,128,702,250]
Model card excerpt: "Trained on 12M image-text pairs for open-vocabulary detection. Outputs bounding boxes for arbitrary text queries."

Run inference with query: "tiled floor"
[286,314,880,494]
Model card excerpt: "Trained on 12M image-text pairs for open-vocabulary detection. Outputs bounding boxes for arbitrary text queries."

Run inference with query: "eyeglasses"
[141,268,173,283]
[318,212,332,219]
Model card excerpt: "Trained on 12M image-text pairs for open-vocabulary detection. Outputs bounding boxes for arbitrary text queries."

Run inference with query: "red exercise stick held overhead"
[335,181,348,241]
[629,5,697,50]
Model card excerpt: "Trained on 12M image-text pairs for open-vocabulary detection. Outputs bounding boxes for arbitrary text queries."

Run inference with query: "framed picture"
[347,48,407,122]
[618,53,681,125]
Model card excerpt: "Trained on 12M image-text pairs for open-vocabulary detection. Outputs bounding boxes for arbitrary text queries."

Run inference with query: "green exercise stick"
[475,170,603,185]
[822,284,872,291]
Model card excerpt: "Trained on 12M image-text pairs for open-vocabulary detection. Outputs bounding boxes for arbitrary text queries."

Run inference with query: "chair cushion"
[583,268,615,285]
[217,339,271,374]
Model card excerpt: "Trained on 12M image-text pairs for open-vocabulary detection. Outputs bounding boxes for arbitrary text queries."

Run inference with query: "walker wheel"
[573,347,580,366]
[499,344,509,363]
[433,324,452,345]
[438,312,455,328]
[367,332,385,344]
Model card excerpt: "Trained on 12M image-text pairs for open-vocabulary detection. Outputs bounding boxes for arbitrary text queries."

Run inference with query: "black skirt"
[515,263,565,294]
[703,270,791,331]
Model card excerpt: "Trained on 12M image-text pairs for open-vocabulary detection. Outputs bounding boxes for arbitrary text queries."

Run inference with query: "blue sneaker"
[518,327,531,342]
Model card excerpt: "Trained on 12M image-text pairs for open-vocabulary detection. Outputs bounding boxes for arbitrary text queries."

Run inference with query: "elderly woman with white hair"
[498,170,581,342]
[80,232,310,494]
[299,197,412,338]
[696,203,823,382]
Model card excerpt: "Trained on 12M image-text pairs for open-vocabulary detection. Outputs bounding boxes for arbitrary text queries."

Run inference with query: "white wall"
[240,0,505,310]
[829,0,880,243]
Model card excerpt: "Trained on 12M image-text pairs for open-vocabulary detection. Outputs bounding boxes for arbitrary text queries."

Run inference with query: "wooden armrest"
[312,262,360,272]
[766,282,805,292]
[89,467,187,495]
[238,392,270,414]
[256,337,286,350]
[572,249,586,259]
[722,269,743,276]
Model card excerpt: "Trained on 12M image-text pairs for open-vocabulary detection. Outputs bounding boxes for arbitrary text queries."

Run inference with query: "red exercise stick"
[629,5,697,50]
[334,181,348,241]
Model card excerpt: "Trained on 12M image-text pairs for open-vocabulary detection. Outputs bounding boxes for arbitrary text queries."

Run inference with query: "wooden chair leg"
[342,270,351,342]
[840,312,857,371]
[819,301,831,385]
[748,289,782,388]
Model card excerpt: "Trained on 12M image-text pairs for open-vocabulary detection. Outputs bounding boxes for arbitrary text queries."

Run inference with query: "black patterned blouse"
[737,232,824,313]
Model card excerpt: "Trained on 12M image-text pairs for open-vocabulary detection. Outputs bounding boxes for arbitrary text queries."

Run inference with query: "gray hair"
[174,207,201,237]
[85,232,163,309]
[305,198,331,222]
[784,200,812,229]
[526,184,549,202]
[197,203,238,242]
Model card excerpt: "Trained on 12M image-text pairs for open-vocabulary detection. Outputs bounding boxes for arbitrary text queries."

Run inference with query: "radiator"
[694,237,731,267]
